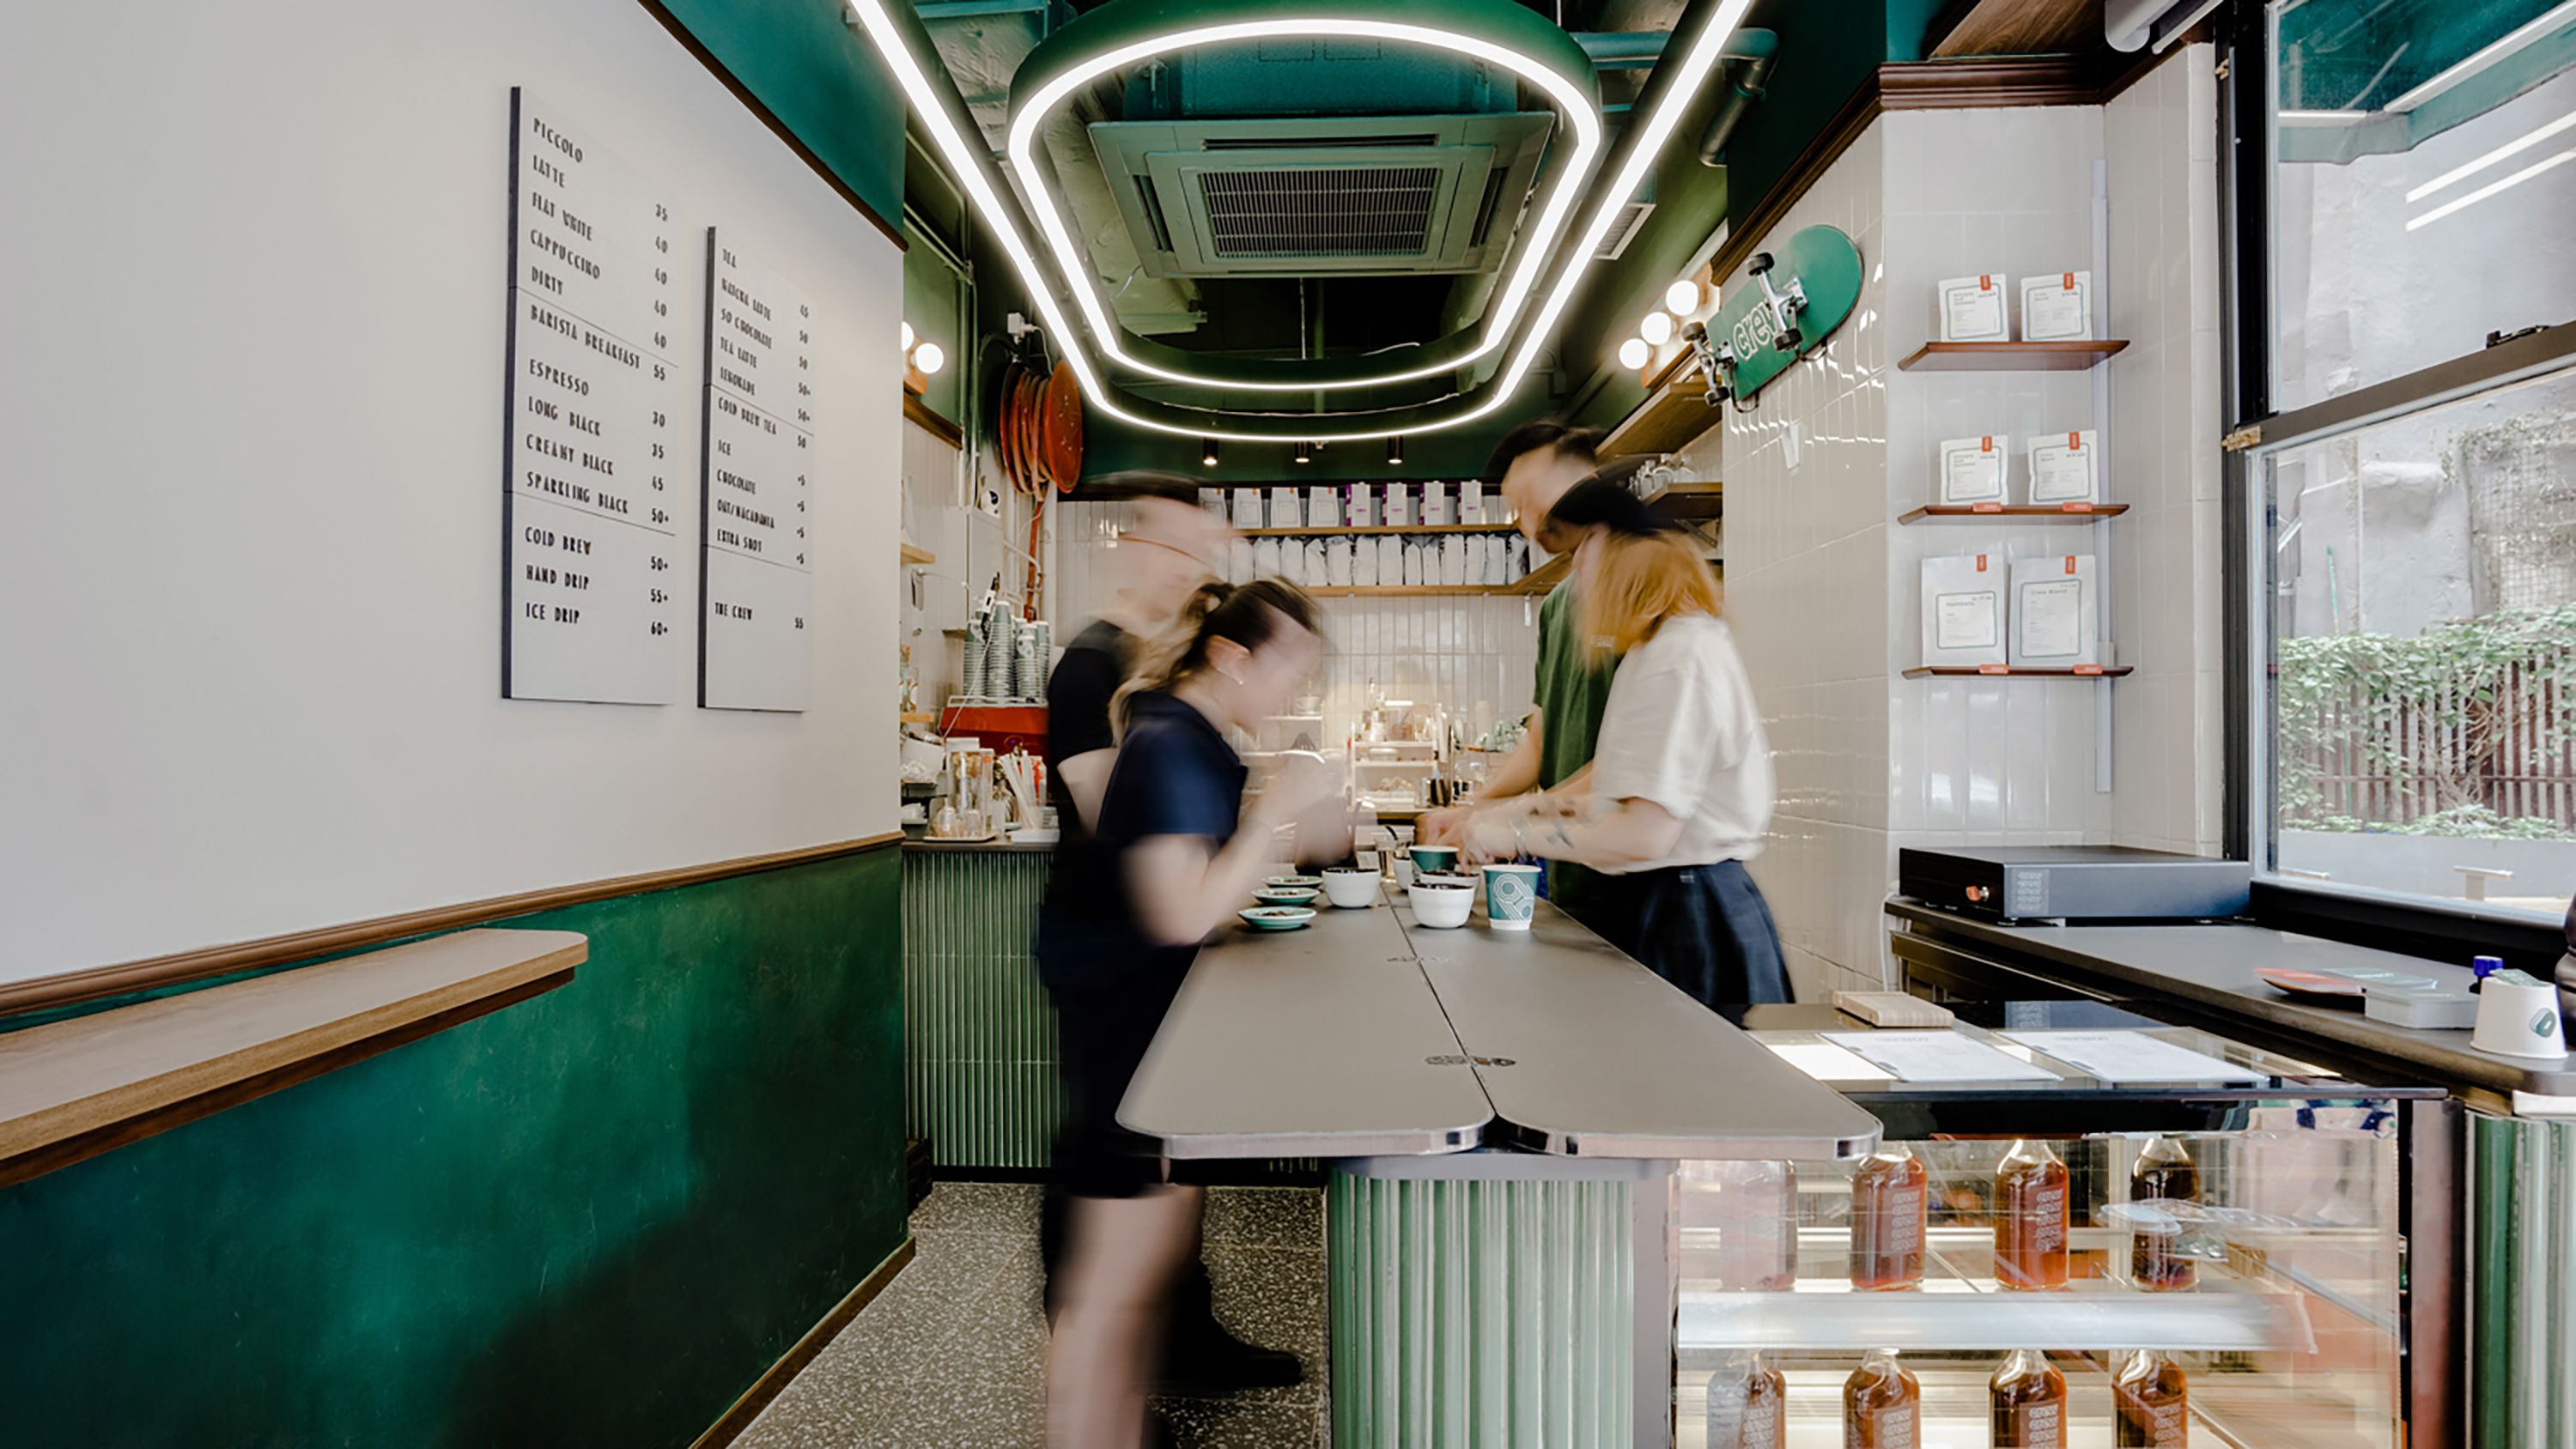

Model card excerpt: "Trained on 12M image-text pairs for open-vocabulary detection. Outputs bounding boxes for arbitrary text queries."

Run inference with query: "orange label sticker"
[2068,431,2082,450]
[1980,435,1995,451]
[1972,501,2004,512]
[2062,270,2075,288]
[2062,500,2093,512]
[1978,663,2009,675]
[2064,555,2079,573]
[2074,664,2104,676]
[1977,554,1989,571]
[1980,275,1994,290]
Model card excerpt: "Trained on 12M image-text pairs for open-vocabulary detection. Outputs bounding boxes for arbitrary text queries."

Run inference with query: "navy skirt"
[1613,859,1790,1008]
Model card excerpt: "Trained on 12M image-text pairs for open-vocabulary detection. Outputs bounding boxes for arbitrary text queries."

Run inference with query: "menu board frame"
[695,228,816,712]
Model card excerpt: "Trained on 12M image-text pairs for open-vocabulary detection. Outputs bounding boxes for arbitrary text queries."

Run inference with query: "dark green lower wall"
[0,846,904,1449]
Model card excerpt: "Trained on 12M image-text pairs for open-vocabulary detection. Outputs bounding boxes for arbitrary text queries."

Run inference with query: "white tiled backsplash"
[1683,47,2226,1000]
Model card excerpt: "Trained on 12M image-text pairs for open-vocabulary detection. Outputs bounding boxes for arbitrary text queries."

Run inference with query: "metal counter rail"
[1116,897,1492,1160]
[1397,897,1884,1160]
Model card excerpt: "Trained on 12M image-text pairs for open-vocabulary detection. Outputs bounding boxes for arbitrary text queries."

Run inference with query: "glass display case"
[1676,1002,2442,1448]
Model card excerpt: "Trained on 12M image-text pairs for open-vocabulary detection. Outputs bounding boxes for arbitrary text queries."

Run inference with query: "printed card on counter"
[2020,270,2093,342]
[1820,1030,2057,1083]
[2008,554,2099,668]
[1998,1030,2264,1084]
[1937,435,2009,506]
[1937,273,2010,342]
[1920,555,2007,668]
[2027,430,2099,505]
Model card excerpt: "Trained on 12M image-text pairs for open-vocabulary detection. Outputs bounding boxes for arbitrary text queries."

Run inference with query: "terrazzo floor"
[732,1181,1329,1449]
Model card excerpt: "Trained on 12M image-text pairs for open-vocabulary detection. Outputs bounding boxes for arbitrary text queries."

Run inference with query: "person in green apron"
[1418,422,1625,943]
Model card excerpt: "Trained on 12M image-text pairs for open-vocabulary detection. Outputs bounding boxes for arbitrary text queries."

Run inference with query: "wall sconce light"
[911,341,945,376]
[1617,336,1651,370]
[1639,312,1674,347]
[1664,279,1702,314]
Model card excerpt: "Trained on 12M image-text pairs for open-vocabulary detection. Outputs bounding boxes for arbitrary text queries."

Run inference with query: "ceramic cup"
[1321,869,1380,908]
[1409,844,1461,876]
[1481,863,1540,931]
[1408,880,1474,929]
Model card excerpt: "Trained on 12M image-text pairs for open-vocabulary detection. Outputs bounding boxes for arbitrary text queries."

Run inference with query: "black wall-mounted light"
[1294,440,1314,464]
[1386,434,1405,466]
[1201,437,1220,467]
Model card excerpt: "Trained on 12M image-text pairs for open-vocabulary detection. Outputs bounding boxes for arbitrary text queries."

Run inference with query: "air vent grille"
[1197,166,1443,258]
[1594,197,1656,259]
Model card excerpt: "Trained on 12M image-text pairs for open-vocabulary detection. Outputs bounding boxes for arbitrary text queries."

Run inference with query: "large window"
[2251,1,2576,925]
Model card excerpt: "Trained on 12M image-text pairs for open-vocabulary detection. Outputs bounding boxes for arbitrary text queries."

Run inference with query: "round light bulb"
[1639,312,1674,347]
[901,320,915,352]
[1617,336,1651,370]
[1664,278,1702,315]
[912,341,945,376]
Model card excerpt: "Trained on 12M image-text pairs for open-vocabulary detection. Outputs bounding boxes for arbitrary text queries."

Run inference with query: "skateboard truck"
[1745,251,1808,353]
[1680,320,1735,405]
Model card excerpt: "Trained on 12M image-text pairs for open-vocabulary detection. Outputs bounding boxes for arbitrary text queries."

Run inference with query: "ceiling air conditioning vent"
[1594,197,1655,259]
[1198,165,1443,259]
[1091,112,1556,278]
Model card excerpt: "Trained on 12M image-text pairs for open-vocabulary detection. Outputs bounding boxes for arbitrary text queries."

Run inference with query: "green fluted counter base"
[1330,1156,1674,1449]
[2470,1112,2576,1447]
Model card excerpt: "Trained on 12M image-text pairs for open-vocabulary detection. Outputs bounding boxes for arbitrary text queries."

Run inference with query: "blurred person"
[1458,518,1789,1008]
[1416,422,1625,937]
[1046,579,1339,1449]
[1036,476,1299,1392]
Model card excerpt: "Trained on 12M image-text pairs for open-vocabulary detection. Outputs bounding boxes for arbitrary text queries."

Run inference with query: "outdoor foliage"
[2278,604,2576,840]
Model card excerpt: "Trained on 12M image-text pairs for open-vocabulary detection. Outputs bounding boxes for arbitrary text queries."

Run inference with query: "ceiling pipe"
[1695,27,1777,166]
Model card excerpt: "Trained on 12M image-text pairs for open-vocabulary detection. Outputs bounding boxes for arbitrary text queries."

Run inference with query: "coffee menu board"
[697,233,815,712]
[501,88,687,704]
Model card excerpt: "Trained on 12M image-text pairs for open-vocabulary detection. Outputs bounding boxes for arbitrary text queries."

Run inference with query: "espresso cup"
[1408,844,1461,876]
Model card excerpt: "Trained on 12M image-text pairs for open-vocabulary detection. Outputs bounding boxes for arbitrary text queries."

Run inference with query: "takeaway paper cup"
[1481,864,1540,931]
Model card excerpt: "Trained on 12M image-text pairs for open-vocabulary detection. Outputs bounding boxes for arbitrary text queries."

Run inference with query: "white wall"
[0,0,903,982]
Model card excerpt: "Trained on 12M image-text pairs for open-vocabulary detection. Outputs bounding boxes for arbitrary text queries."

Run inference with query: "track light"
[1201,438,1220,467]
[911,341,945,376]
[1665,279,1701,315]
[1294,440,1314,465]
[1387,435,1405,466]
[1618,336,1652,370]
[1639,312,1674,347]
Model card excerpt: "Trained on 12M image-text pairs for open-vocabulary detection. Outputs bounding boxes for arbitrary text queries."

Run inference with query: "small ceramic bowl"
[1238,906,1316,931]
[1408,880,1474,929]
[1321,869,1381,908]
[1255,887,1321,906]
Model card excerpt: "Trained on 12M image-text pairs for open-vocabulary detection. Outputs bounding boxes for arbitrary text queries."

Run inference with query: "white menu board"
[697,233,815,712]
[501,89,688,704]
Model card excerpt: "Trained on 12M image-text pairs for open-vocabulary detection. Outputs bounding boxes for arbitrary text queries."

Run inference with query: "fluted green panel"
[1331,1171,1632,1447]
[2470,1113,2576,1447]
[902,848,1060,1168]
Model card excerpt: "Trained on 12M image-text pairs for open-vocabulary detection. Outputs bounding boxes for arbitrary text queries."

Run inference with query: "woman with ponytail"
[1046,577,1340,1449]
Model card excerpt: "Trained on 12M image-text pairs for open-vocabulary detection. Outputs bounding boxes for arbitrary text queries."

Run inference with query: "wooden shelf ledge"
[1308,582,1551,598]
[1240,522,1520,537]
[1902,665,2136,679]
[898,543,936,566]
[1898,502,2129,523]
[1897,340,2130,372]
[0,928,585,1189]
[1644,481,1725,520]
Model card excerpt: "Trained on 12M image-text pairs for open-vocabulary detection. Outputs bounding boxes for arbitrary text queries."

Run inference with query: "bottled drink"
[2113,1349,2190,1446]
[1704,1350,1788,1449]
[1716,1160,1799,1291]
[1989,1349,2069,1448]
[1848,1143,1927,1290]
[2130,1136,2202,1290]
[1844,1348,1920,1448]
[1993,1138,2069,1290]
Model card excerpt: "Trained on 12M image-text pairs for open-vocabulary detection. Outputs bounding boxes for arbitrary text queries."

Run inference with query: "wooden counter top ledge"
[0,928,585,1189]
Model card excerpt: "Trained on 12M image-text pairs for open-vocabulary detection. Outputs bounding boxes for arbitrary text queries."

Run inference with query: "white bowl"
[1408,881,1474,929]
[1321,870,1381,908]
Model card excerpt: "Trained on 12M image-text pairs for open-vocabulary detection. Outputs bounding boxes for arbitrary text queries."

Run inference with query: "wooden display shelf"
[1240,522,1518,537]
[1901,664,2135,679]
[898,711,936,724]
[1898,502,2128,524]
[0,929,584,1189]
[898,543,936,565]
[1308,581,1552,598]
[1897,340,2130,372]
[1601,370,1724,458]
[1644,480,1724,520]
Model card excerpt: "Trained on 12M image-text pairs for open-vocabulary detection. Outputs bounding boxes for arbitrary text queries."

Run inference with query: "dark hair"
[1114,578,1327,734]
[1481,421,1601,485]
[1088,470,1202,506]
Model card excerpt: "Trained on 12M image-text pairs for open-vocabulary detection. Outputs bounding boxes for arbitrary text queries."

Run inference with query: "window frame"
[2220,0,2576,955]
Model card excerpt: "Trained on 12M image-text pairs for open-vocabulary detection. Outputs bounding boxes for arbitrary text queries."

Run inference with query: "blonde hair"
[1112,578,1325,737]
[1581,531,1722,657]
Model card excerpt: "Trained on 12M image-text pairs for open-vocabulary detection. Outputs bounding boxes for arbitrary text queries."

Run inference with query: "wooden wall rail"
[0,832,902,1020]
[0,929,586,1189]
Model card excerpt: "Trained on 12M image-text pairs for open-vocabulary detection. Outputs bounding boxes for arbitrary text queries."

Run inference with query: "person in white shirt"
[1461,508,1789,1005]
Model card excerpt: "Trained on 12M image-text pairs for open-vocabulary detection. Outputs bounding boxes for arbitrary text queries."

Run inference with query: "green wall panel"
[653,0,909,227]
[0,846,905,1449]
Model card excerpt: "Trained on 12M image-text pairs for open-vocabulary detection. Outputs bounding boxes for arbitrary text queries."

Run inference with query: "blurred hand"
[1461,815,1522,865]
[1415,805,1471,846]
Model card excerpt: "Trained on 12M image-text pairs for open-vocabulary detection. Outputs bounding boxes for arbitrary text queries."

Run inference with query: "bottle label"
[1741,1396,1782,1447]
[1869,1407,1919,1449]
[1886,1185,1923,1252]
[2030,1184,2065,1249]
[2011,1401,2065,1447]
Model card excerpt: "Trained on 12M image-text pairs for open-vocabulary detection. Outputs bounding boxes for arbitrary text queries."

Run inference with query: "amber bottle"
[1994,1138,2070,1290]
[2113,1349,2190,1446]
[1843,1348,1921,1449]
[2130,1136,2202,1290]
[1989,1349,2069,1448]
[1705,1350,1789,1449]
[1848,1143,1928,1290]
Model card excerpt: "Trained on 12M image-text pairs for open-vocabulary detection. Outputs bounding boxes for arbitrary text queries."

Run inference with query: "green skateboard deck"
[1686,224,1862,406]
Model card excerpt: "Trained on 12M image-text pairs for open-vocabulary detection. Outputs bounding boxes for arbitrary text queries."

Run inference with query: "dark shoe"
[1152,1323,1303,1393]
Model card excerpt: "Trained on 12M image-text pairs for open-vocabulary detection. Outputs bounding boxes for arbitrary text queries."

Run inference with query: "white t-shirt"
[1586,613,1773,874]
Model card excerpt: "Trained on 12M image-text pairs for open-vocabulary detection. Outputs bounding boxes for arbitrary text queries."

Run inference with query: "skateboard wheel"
[1747,252,1774,276]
